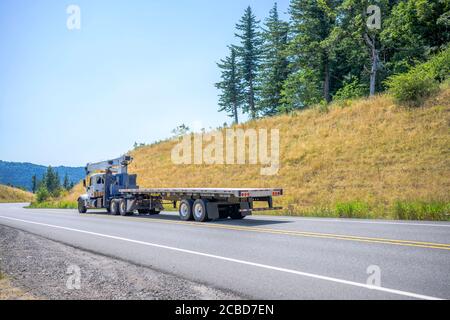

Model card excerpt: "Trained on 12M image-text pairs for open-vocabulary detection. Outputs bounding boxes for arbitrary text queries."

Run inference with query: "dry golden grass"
[61,183,85,203]
[0,274,36,300]
[63,87,450,218]
[0,185,34,203]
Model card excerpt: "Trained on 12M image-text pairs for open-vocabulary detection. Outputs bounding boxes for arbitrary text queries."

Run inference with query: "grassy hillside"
[62,87,450,220]
[0,185,34,203]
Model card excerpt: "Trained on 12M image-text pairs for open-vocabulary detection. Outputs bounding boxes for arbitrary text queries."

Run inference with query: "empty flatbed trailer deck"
[118,187,283,222]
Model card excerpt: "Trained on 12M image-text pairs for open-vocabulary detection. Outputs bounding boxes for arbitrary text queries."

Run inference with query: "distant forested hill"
[0,160,84,191]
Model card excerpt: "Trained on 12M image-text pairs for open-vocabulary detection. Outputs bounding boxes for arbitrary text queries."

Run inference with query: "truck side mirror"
[83,179,86,187]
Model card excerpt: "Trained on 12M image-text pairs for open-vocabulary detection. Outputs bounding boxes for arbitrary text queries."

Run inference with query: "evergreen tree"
[284,0,340,106]
[31,175,37,194]
[63,173,70,190]
[259,3,290,116]
[215,46,243,123]
[44,166,60,195]
[235,6,263,119]
[381,0,450,75]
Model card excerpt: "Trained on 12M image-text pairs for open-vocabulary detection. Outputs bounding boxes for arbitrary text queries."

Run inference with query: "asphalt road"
[0,203,449,300]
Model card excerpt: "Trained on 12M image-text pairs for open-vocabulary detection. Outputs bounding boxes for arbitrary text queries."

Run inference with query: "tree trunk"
[249,74,256,119]
[364,33,378,97]
[323,57,331,103]
[233,102,239,124]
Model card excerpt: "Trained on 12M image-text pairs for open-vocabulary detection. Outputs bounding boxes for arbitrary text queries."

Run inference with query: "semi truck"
[77,155,283,222]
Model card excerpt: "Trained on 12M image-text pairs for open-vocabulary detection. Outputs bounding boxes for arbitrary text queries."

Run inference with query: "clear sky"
[0,0,290,166]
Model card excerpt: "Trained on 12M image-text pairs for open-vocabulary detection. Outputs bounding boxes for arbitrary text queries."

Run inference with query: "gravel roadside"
[0,225,242,300]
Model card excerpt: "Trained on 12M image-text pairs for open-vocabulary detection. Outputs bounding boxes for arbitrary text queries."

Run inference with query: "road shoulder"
[0,225,241,300]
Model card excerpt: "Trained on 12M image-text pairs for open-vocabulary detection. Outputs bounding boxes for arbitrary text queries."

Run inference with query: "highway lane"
[0,203,449,299]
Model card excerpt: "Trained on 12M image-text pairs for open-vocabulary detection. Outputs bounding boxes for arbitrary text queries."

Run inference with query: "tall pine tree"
[31,175,37,193]
[63,173,70,190]
[259,3,290,116]
[235,6,263,119]
[215,46,243,124]
[283,0,340,107]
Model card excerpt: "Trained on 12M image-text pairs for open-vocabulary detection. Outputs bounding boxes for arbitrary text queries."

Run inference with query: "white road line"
[0,215,444,300]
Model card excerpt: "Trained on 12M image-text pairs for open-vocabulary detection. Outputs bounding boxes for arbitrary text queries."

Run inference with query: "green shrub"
[334,77,367,101]
[386,70,439,107]
[334,201,370,218]
[393,201,450,221]
[28,201,77,209]
[36,186,50,203]
[386,47,449,107]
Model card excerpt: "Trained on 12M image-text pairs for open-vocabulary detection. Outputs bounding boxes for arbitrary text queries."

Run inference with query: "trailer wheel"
[78,199,87,214]
[179,199,194,221]
[110,200,119,215]
[119,199,131,216]
[193,199,209,222]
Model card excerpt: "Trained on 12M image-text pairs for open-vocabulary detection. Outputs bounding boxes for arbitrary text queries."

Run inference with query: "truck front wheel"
[78,199,87,214]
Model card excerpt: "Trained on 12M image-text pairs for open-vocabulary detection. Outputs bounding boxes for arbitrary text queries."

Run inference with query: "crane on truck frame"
[78,155,283,222]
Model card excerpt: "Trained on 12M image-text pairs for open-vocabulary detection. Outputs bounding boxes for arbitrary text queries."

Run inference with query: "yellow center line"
[83,214,450,251]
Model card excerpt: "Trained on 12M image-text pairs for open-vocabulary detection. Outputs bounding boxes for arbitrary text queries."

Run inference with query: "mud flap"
[206,202,219,220]
[240,202,252,217]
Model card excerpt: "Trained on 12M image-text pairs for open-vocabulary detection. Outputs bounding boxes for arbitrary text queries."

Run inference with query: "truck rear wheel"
[193,199,209,222]
[179,199,194,221]
[78,199,87,214]
[110,200,119,215]
[119,199,131,216]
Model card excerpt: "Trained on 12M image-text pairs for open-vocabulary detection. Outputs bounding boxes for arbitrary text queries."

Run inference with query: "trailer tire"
[179,199,194,221]
[193,199,209,222]
[119,199,131,216]
[78,199,87,214]
[110,200,119,215]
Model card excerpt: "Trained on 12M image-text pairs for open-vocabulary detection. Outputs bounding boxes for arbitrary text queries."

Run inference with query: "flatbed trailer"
[117,187,283,222]
[77,155,283,222]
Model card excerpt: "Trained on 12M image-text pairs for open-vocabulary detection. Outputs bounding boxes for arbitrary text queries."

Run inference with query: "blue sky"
[0,0,290,166]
